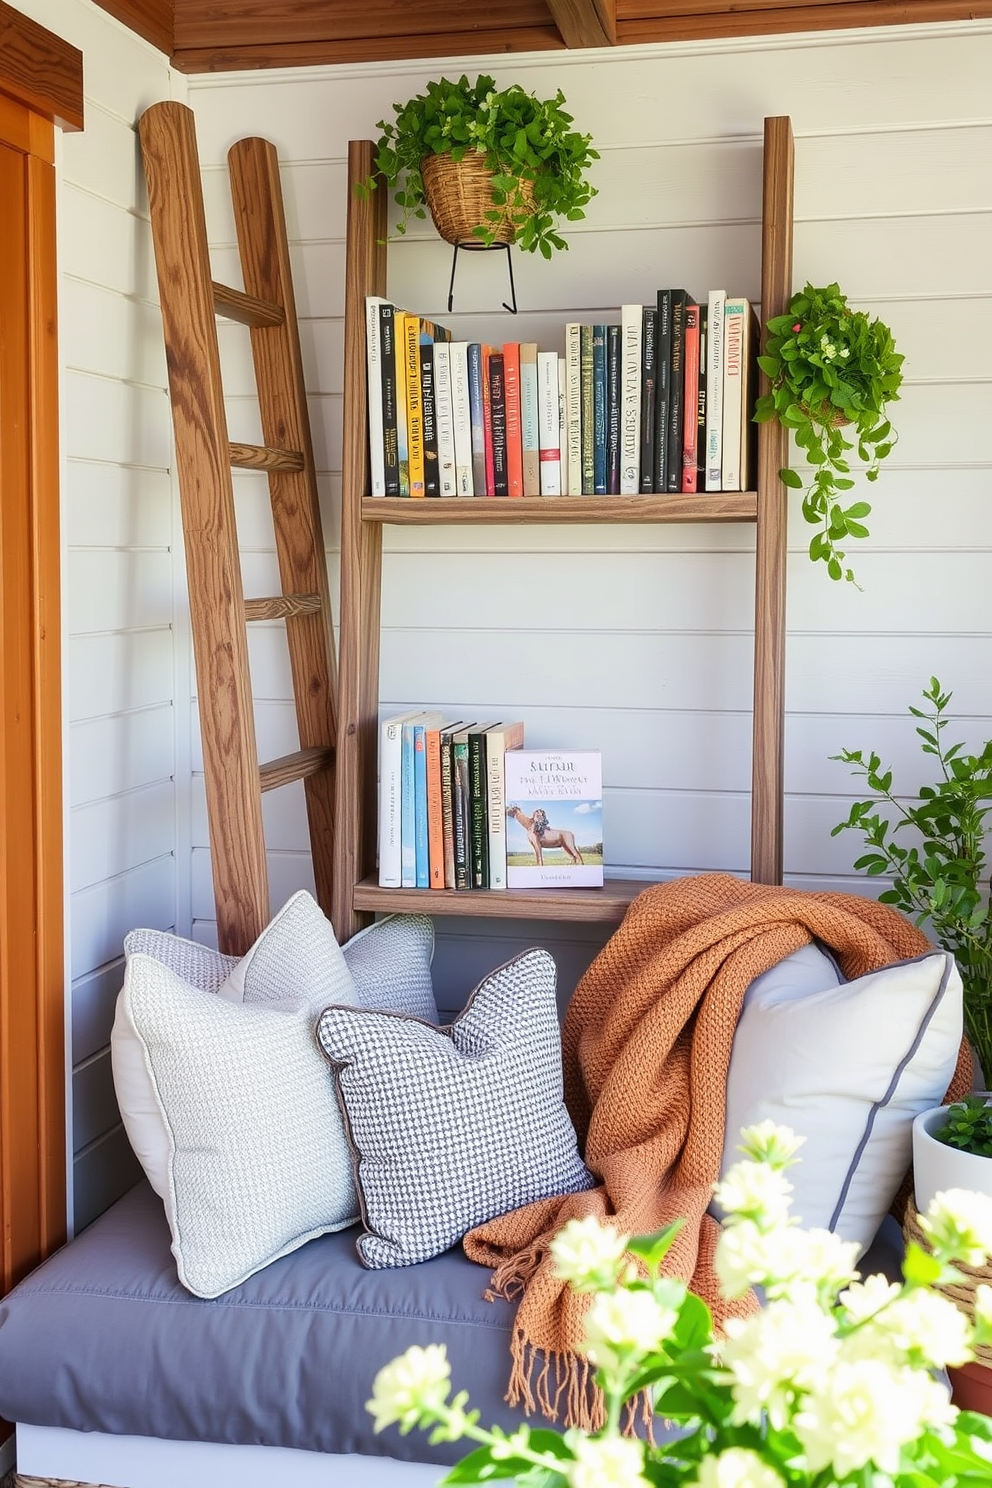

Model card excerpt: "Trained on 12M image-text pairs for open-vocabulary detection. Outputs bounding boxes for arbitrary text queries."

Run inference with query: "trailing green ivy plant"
[754,282,904,584]
[357,74,598,259]
[831,677,992,1081]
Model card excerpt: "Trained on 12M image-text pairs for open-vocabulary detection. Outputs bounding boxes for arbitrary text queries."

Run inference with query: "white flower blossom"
[550,1217,629,1293]
[864,1287,972,1369]
[715,1219,859,1303]
[691,1446,785,1488]
[583,1286,678,1366]
[566,1432,650,1488]
[366,1344,451,1433]
[713,1160,793,1230]
[793,1358,956,1477]
[721,1297,839,1429]
[736,1121,805,1169]
[920,1188,992,1267]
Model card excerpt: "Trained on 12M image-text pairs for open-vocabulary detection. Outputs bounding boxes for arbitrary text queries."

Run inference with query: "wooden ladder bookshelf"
[140,101,338,956]
[332,118,795,944]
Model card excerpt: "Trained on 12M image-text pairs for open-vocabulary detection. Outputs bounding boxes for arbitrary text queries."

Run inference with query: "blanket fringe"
[483,1240,549,1304]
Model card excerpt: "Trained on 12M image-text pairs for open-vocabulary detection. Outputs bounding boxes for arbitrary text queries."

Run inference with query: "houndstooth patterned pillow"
[316,947,593,1268]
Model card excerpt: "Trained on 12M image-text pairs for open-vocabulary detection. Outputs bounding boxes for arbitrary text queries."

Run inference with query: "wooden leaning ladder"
[139,100,337,957]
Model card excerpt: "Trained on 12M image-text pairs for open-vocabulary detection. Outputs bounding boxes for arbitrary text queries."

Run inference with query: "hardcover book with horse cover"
[504,750,604,888]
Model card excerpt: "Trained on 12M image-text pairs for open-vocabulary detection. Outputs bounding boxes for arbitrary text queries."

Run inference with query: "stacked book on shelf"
[377,713,604,891]
[365,291,759,499]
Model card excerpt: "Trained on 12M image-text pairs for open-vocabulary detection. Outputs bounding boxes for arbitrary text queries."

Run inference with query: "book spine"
[469,729,490,888]
[739,306,759,491]
[620,304,642,495]
[433,343,457,498]
[665,290,688,493]
[481,346,495,496]
[681,302,700,493]
[606,323,621,495]
[404,315,425,497]
[580,324,594,494]
[558,357,568,496]
[592,324,607,495]
[452,736,472,889]
[395,311,410,497]
[377,715,407,888]
[565,323,582,497]
[449,343,474,496]
[696,303,708,493]
[365,296,387,497]
[466,344,486,496]
[503,343,523,497]
[426,723,445,888]
[653,291,672,496]
[486,723,525,890]
[379,303,400,496]
[705,288,727,492]
[489,351,508,497]
[639,306,657,493]
[413,721,431,887]
[419,329,439,497]
[519,342,540,497]
[722,299,746,491]
[400,718,418,886]
[537,350,562,496]
[440,729,458,887]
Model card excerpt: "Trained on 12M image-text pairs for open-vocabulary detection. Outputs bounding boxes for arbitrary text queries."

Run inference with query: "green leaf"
[779,467,804,489]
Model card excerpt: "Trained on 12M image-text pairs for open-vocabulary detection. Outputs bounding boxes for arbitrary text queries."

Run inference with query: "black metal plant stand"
[446,240,519,314]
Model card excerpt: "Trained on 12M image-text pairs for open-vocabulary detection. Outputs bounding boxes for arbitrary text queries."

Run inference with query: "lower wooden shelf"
[353,875,652,924]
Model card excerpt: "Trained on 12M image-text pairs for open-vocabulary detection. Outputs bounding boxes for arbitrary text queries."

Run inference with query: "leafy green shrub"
[937,1096,992,1158]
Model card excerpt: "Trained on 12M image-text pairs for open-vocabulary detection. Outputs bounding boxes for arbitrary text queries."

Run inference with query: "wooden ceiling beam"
[0,1,83,131]
[547,0,617,45]
[172,24,564,71]
[618,0,992,42]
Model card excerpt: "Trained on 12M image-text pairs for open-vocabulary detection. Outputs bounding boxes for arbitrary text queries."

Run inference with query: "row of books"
[377,711,604,890]
[364,291,758,499]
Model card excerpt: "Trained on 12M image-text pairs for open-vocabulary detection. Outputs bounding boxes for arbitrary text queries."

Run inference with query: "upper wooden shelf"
[361,493,758,525]
[353,875,651,924]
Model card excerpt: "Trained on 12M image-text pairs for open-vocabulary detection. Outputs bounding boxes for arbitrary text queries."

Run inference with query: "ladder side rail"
[227,136,338,924]
[332,140,387,942]
[139,100,270,956]
[751,115,794,886]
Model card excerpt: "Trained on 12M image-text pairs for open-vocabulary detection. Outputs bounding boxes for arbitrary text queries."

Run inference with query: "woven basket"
[420,151,534,247]
[13,1476,109,1487]
[904,1196,992,1367]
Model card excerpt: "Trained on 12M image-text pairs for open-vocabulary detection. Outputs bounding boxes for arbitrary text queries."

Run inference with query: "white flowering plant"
[367,1122,992,1488]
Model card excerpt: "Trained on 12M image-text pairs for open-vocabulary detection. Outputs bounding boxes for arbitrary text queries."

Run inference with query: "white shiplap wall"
[15,0,186,1229]
[187,25,992,1009]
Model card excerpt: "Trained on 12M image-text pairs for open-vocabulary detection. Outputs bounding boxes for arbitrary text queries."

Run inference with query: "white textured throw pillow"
[111,892,362,1297]
[342,913,438,1023]
[716,943,962,1253]
[316,948,594,1268]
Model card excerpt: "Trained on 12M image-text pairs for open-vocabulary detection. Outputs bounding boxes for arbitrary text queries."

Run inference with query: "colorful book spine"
[620,303,642,495]
[404,314,425,497]
[558,356,568,495]
[665,290,688,493]
[400,714,419,886]
[640,306,657,493]
[413,718,431,886]
[486,721,525,890]
[489,351,508,497]
[469,722,499,888]
[538,350,562,496]
[440,722,463,887]
[580,324,594,494]
[565,323,582,497]
[394,311,410,497]
[427,719,462,889]
[592,324,607,495]
[466,343,486,496]
[519,342,540,497]
[696,303,708,493]
[365,295,388,497]
[722,298,747,491]
[419,327,440,497]
[449,342,473,496]
[377,709,417,887]
[705,288,727,492]
[653,291,672,495]
[451,724,474,889]
[433,342,457,497]
[379,302,400,496]
[503,342,523,497]
[481,345,496,496]
[681,302,700,493]
[606,323,621,496]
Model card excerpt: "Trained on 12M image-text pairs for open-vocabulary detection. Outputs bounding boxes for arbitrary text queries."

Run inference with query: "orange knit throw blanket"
[463,872,971,1429]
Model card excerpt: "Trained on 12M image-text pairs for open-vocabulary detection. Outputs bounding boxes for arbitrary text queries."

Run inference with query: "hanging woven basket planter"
[420,152,535,248]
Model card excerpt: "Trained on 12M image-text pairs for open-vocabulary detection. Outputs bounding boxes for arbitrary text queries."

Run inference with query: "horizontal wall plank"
[72,957,126,1065]
[60,185,159,301]
[62,371,173,470]
[62,276,168,388]
[70,856,176,982]
[63,460,173,549]
[72,1048,121,1154]
[68,549,174,634]
[67,630,176,723]
[70,706,175,808]
[71,781,177,892]
[73,1125,142,1235]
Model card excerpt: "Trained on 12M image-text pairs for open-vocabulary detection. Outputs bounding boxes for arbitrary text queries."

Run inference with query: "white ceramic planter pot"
[912,1103,992,1214]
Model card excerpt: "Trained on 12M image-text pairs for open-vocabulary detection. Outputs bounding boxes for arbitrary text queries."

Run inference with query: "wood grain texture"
[172,24,564,72]
[0,1,83,132]
[616,0,992,39]
[212,280,283,328]
[547,0,617,45]
[362,494,757,525]
[258,744,335,792]
[228,441,303,472]
[227,133,338,927]
[90,0,172,54]
[174,0,548,48]
[139,101,270,956]
[244,593,320,620]
[0,102,66,1298]
[331,141,386,944]
[354,876,649,923]
[750,116,793,888]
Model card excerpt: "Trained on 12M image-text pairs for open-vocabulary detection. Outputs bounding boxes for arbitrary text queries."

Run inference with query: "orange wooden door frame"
[0,86,67,1294]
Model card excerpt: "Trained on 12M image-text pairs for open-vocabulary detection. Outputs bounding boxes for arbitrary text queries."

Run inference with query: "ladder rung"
[212,280,284,328]
[259,745,335,793]
[244,594,321,621]
[229,441,305,473]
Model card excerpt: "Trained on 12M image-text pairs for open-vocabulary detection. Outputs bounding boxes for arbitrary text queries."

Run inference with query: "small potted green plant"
[754,281,904,584]
[358,74,598,260]
[831,676,992,1081]
[914,1098,992,1213]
